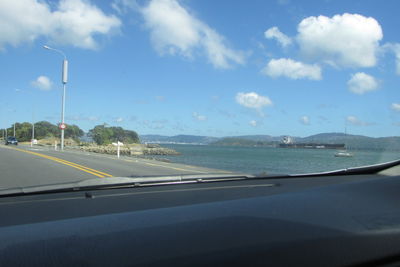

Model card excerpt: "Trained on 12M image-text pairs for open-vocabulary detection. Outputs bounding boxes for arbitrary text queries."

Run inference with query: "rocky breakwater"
[78,143,180,156]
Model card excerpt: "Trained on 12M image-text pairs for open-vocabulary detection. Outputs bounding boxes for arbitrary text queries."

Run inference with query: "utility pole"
[31,107,35,147]
[31,123,35,147]
[43,45,68,151]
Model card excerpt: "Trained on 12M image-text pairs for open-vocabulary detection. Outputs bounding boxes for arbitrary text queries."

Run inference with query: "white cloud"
[155,95,165,101]
[141,0,245,69]
[111,0,138,15]
[264,26,292,47]
[394,45,400,75]
[192,112,207,121]
[249,120,258,127]
[142,119,168,129]
[297,13,382,68]
[391,103,400,112]
[0,0,121,50]
[384,43,400,75]
[347,72,378,95]
[236,92,273,110]
[114,117,124,123]
[346,116,374,126]
[66,115,99,121]
[88,116,99,121]
[262,58,322,80]
[31,75,52,90]
[300,116,310,125]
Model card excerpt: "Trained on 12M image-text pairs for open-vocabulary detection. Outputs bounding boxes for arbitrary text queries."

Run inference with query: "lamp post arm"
[43,45,67,60]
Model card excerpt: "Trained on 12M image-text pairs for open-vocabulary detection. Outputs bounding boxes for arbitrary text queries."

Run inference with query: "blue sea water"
[154,144,400,175]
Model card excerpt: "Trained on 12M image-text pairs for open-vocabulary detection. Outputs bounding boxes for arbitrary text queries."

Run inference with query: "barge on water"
[279,136,345,149]
[279,143,345,149]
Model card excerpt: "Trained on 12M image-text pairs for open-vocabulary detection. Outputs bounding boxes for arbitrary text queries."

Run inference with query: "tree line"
[88,124,139,145]
[0,121,140,145]
[0,121,84,142]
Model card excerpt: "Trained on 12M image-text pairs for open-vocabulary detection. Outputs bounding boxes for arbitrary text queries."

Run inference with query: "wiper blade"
[264,158,400,179]
[0,173,255,197]
[3,159,398,197]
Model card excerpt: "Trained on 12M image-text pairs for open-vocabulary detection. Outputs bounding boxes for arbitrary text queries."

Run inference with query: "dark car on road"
[5,137,18,145]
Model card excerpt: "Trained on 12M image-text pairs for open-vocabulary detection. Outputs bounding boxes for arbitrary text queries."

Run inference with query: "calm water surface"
[154,144,400,175]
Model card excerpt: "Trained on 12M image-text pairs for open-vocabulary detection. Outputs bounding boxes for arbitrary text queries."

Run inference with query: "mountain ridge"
[140,133,400,150]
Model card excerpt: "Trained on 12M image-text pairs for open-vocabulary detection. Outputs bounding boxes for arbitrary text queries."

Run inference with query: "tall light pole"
[31,112,35,147]
[43,45,68,151]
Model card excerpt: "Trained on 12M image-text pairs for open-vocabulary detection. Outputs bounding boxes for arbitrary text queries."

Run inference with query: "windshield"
[0,0,399,190]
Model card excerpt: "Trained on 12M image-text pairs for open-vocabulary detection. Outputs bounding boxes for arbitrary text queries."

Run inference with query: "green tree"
[34,121,59,138]
[1,121,84,142]
[15,122,32,142]
[88,124,139,145]
[89,125,113,145]
[65,124,84,140]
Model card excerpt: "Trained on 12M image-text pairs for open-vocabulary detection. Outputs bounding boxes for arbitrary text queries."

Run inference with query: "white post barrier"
[31,139,37,148]
[112,141,123,159]
[55,141,57,151]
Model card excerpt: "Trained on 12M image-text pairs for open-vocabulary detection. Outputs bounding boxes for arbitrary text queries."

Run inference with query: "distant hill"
[227,135,284,142]
[140,134,284,145]
[140,133,400,150]
[140,134,219,144]
[298,133,367,143]
[140,135,170,143]
[295,133,400,150]
[212,137,268,147]
[213,133,400,150]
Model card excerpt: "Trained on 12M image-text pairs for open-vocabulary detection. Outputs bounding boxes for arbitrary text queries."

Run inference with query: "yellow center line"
[32,152,112,177]
[5,146,112,178]
[44,158,106,178]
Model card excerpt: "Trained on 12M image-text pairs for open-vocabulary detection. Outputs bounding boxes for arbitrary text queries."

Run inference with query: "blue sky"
[0,0,399,137]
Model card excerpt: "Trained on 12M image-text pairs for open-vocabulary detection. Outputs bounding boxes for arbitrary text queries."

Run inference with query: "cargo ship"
[279,136,345,149]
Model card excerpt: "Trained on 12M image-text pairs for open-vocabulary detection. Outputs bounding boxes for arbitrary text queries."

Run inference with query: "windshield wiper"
[262,159,400,179]
[1,159,399,197]
[0,173,256,197]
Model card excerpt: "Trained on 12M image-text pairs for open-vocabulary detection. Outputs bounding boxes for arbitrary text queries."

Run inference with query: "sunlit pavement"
[0,144,234,188]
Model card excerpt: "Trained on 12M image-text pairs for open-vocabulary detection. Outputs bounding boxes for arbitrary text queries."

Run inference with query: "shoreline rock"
[77,143,180,156]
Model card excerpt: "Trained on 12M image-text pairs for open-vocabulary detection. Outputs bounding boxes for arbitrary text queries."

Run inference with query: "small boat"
[334,125,354,157]
[334,150,353,157]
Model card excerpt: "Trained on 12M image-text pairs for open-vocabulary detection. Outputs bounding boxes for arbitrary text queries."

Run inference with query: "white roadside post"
[112,141,124,158]
[31,122,35,147]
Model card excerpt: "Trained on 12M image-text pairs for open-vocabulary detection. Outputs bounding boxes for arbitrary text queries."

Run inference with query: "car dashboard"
[1,172,400,266]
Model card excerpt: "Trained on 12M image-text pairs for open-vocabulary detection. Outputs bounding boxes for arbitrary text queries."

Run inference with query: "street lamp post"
[31,104,35,147]
[31,121,35,147]
[43,45,68,151]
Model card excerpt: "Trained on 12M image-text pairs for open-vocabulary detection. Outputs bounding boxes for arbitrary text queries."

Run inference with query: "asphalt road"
[0,144,234,189]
